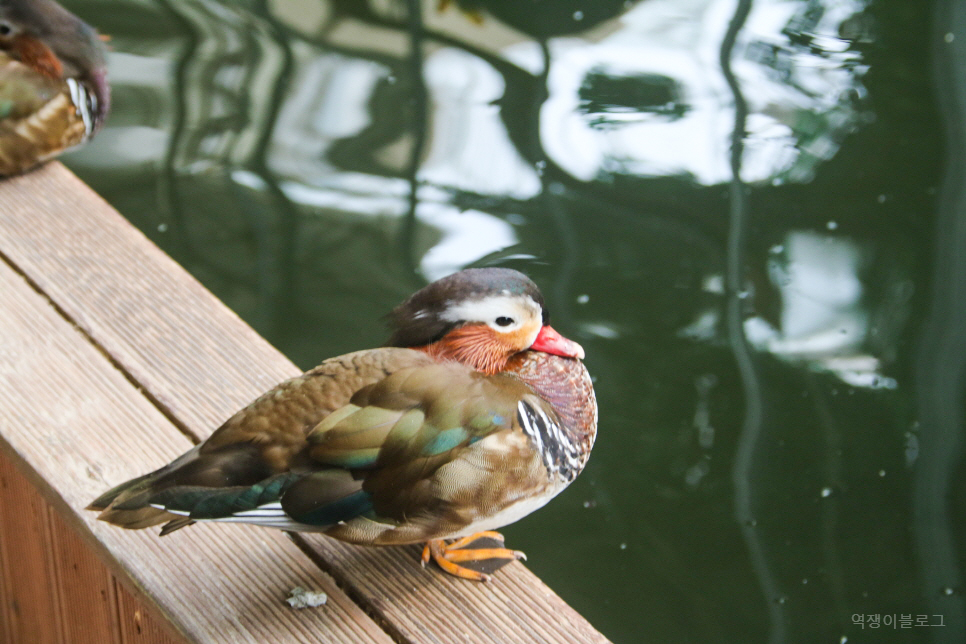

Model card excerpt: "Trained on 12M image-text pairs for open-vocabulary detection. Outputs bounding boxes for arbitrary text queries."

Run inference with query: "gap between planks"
[0,246,203,447]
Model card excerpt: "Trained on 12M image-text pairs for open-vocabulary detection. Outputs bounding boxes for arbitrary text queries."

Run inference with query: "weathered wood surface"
[0,162,610,643]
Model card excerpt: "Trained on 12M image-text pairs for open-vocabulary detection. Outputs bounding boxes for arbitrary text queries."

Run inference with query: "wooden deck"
[0,163,610,644]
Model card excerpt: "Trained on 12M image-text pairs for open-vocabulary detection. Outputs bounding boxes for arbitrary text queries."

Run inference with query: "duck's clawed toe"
[421,531,526,582]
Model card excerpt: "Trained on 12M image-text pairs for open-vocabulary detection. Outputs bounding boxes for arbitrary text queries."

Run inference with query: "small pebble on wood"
[285,586,328,609]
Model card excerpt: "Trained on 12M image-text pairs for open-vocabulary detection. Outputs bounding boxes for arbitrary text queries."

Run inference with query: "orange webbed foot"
[421,531,526,582]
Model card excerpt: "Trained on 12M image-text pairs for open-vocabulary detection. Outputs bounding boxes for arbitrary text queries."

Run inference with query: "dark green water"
[60,0,965,642]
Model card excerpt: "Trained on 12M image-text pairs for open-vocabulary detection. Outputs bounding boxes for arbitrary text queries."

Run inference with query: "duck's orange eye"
[495,316,514,327]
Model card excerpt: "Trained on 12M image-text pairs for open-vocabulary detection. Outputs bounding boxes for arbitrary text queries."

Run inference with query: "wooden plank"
[0,457,9,644]
[0,163,296,435]
[0,162,610,644]
[0,452,62,644]
[46,502,124,644]
[115,581,183,644]
[309,537,612,644]
[0,260,393,644]
[0,451,125,644]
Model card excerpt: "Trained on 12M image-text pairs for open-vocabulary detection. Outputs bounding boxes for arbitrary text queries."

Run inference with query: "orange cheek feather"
[420,325,524,375]
[15,35,64,78]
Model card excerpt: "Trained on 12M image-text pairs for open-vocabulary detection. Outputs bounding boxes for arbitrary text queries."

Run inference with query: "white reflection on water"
[679,229,899,389]
[525,0,868,184]
[278,177,517,280]
[744,231,897,389]
[271,52,388,178]
[420,48,541,198]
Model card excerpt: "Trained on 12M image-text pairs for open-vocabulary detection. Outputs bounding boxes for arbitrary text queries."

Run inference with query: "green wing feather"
[307,363,526,463]
[306,363,533,523]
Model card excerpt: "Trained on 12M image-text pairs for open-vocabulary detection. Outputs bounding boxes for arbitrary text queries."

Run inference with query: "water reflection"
[60,0,961,641]
[72,0,875,276]
[745,230,902,389]
[533,0,869,184]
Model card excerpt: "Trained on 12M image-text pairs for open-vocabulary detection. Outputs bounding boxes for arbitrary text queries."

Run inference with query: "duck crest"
[507,351,597,482]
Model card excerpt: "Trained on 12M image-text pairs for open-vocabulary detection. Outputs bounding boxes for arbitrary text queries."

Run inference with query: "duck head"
[387,268,584,375]
[0,0,110,130]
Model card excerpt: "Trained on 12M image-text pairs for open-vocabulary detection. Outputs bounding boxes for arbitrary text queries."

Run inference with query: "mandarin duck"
[0,0,109,176]
[90,268,597,581]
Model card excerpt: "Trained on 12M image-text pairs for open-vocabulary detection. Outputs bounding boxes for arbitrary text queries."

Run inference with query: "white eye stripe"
[440,294,541,333]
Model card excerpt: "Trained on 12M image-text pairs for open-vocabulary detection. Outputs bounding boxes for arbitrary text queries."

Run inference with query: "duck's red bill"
[531,325,585,359]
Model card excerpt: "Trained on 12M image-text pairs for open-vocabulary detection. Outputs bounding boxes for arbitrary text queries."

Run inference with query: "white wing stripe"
[150,503,189,516]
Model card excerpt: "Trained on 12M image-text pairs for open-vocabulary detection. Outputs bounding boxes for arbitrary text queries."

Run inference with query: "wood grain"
[46,502,123,644]
[0,261,391,644]
[0,459,9,644]
[0,451,62,644]
[0,452,131,644]
[115,582,183,644]
[0,162,610,643]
